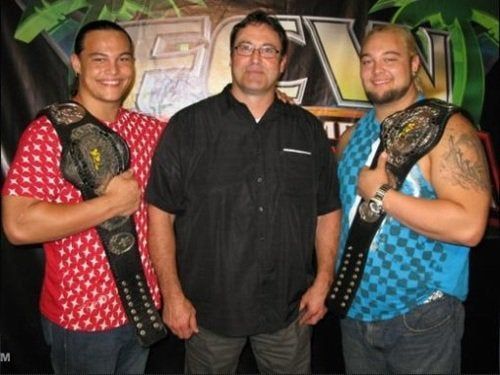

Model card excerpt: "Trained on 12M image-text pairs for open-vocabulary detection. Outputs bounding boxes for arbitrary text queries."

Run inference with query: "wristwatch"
[358,183,392,223]
[369,183,392,215]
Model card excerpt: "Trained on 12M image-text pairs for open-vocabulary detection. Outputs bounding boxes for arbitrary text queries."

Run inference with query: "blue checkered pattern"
[338,110,470,322]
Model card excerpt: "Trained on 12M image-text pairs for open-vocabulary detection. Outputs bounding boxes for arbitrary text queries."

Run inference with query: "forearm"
[313,209,341,292]
[147,205,184,302]
[383,190,489,246]
[2,195,126,244]
[148,205,199,337]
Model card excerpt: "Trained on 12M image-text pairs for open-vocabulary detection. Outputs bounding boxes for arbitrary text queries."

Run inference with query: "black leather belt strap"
[327,99,459,317]
[40,102,167,346]
[328,143,384,317]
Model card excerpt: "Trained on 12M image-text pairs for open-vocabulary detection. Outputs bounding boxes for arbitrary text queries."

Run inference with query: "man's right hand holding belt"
[101,169,141,218]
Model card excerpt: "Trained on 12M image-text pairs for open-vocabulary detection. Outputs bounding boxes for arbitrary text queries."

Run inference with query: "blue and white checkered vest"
[338,109,469,321]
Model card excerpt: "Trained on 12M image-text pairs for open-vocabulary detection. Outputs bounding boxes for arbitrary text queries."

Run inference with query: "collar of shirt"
[221,84,286,125]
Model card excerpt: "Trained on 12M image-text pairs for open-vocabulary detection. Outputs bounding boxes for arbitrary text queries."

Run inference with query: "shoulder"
[433,111,478,154]
[285,103,322,123]
[120,108,167,141]
[122,108,166,128]
[445,111,476,133]
[19,115,59,144]
[430,111,484,169]
[167,94,224,132]
[336,124,357,157]
[278,104,325,139]
[174,94,222,118]
[430,111,489,187]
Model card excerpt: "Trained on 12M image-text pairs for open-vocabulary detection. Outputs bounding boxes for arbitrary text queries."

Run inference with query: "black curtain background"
[1,0,498,373]
[1,1,68,373]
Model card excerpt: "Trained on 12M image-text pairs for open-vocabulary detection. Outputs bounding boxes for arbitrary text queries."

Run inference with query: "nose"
[249,48,262,62]
[372,60,384,74]
[107,60,119,74]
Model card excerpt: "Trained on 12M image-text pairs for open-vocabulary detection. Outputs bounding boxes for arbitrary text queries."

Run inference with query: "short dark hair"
[71,20,133,97]
[230,10,288,56]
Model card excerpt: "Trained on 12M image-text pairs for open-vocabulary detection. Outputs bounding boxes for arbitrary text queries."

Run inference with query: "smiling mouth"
[99,79,122,86]
[372,79,391,86]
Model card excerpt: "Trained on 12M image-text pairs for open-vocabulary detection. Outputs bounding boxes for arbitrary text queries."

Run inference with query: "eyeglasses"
[234,43,280,59]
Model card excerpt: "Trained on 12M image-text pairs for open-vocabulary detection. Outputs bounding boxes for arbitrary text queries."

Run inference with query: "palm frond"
[369,0,415,14]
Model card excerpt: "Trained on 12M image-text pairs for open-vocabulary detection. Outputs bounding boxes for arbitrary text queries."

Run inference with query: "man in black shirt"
[146,10,341,373]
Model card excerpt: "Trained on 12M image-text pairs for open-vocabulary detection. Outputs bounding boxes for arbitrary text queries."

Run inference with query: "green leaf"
[186,0,207,6]
[96,0,148,21]
[449,20,484,126]
[471,9,499,44]
[391,0,459,27]
[166,0,181,17]
[369,0,415,14]
[14,0,88,43]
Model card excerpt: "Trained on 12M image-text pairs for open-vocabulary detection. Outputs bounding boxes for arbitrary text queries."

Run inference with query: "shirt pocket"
[280,148,314,196]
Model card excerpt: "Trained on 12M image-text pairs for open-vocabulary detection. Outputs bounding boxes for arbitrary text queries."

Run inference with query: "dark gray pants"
[185,317,312,374]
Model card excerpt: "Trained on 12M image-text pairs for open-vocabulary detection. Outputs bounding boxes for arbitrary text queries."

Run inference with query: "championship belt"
[328,99,459,317]
[40,102,167,346]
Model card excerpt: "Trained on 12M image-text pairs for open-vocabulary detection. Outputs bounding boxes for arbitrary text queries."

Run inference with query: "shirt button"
[257,176,263,183]
[259,236,265,241]
[258,206,264,212]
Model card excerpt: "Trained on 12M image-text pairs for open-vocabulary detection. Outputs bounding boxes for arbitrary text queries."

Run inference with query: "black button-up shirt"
[146,85,340,336]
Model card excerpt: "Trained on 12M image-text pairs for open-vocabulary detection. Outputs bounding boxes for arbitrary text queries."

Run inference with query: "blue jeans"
[41,316,149,374]
[340,294,464,374]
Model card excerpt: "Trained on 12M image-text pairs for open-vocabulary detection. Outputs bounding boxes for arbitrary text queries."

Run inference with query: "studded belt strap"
[328,99,459,317]
[40,102,167,346]
[327,142,384,317]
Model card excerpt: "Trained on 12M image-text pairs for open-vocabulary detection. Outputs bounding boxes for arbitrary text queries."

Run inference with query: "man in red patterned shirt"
[2,20,165,373]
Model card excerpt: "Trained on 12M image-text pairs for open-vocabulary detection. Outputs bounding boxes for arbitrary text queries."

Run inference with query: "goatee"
[366,86,409,105]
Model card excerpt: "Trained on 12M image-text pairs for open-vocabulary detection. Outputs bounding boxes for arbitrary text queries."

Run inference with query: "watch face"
[358,200,380,223]
[369,200,383,215]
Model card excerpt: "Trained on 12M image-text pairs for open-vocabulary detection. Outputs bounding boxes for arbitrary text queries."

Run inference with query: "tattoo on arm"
[440,131,490,191]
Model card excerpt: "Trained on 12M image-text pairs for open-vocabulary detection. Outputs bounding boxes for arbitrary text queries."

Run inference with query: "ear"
[70,54,81,75]
[279,54,288,74]
[410,54,420,76]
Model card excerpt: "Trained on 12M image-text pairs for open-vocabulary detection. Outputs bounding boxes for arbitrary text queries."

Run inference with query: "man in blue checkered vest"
[334,24,491,374]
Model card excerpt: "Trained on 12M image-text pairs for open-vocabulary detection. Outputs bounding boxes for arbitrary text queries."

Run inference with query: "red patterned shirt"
[2,108,166,331]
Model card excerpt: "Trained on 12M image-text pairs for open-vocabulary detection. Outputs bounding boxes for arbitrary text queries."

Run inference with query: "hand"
[276,89,296,105]
[298,283,329,326]
[357,151,391,200]
[162,295,199,339]
[102,169,141,217]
